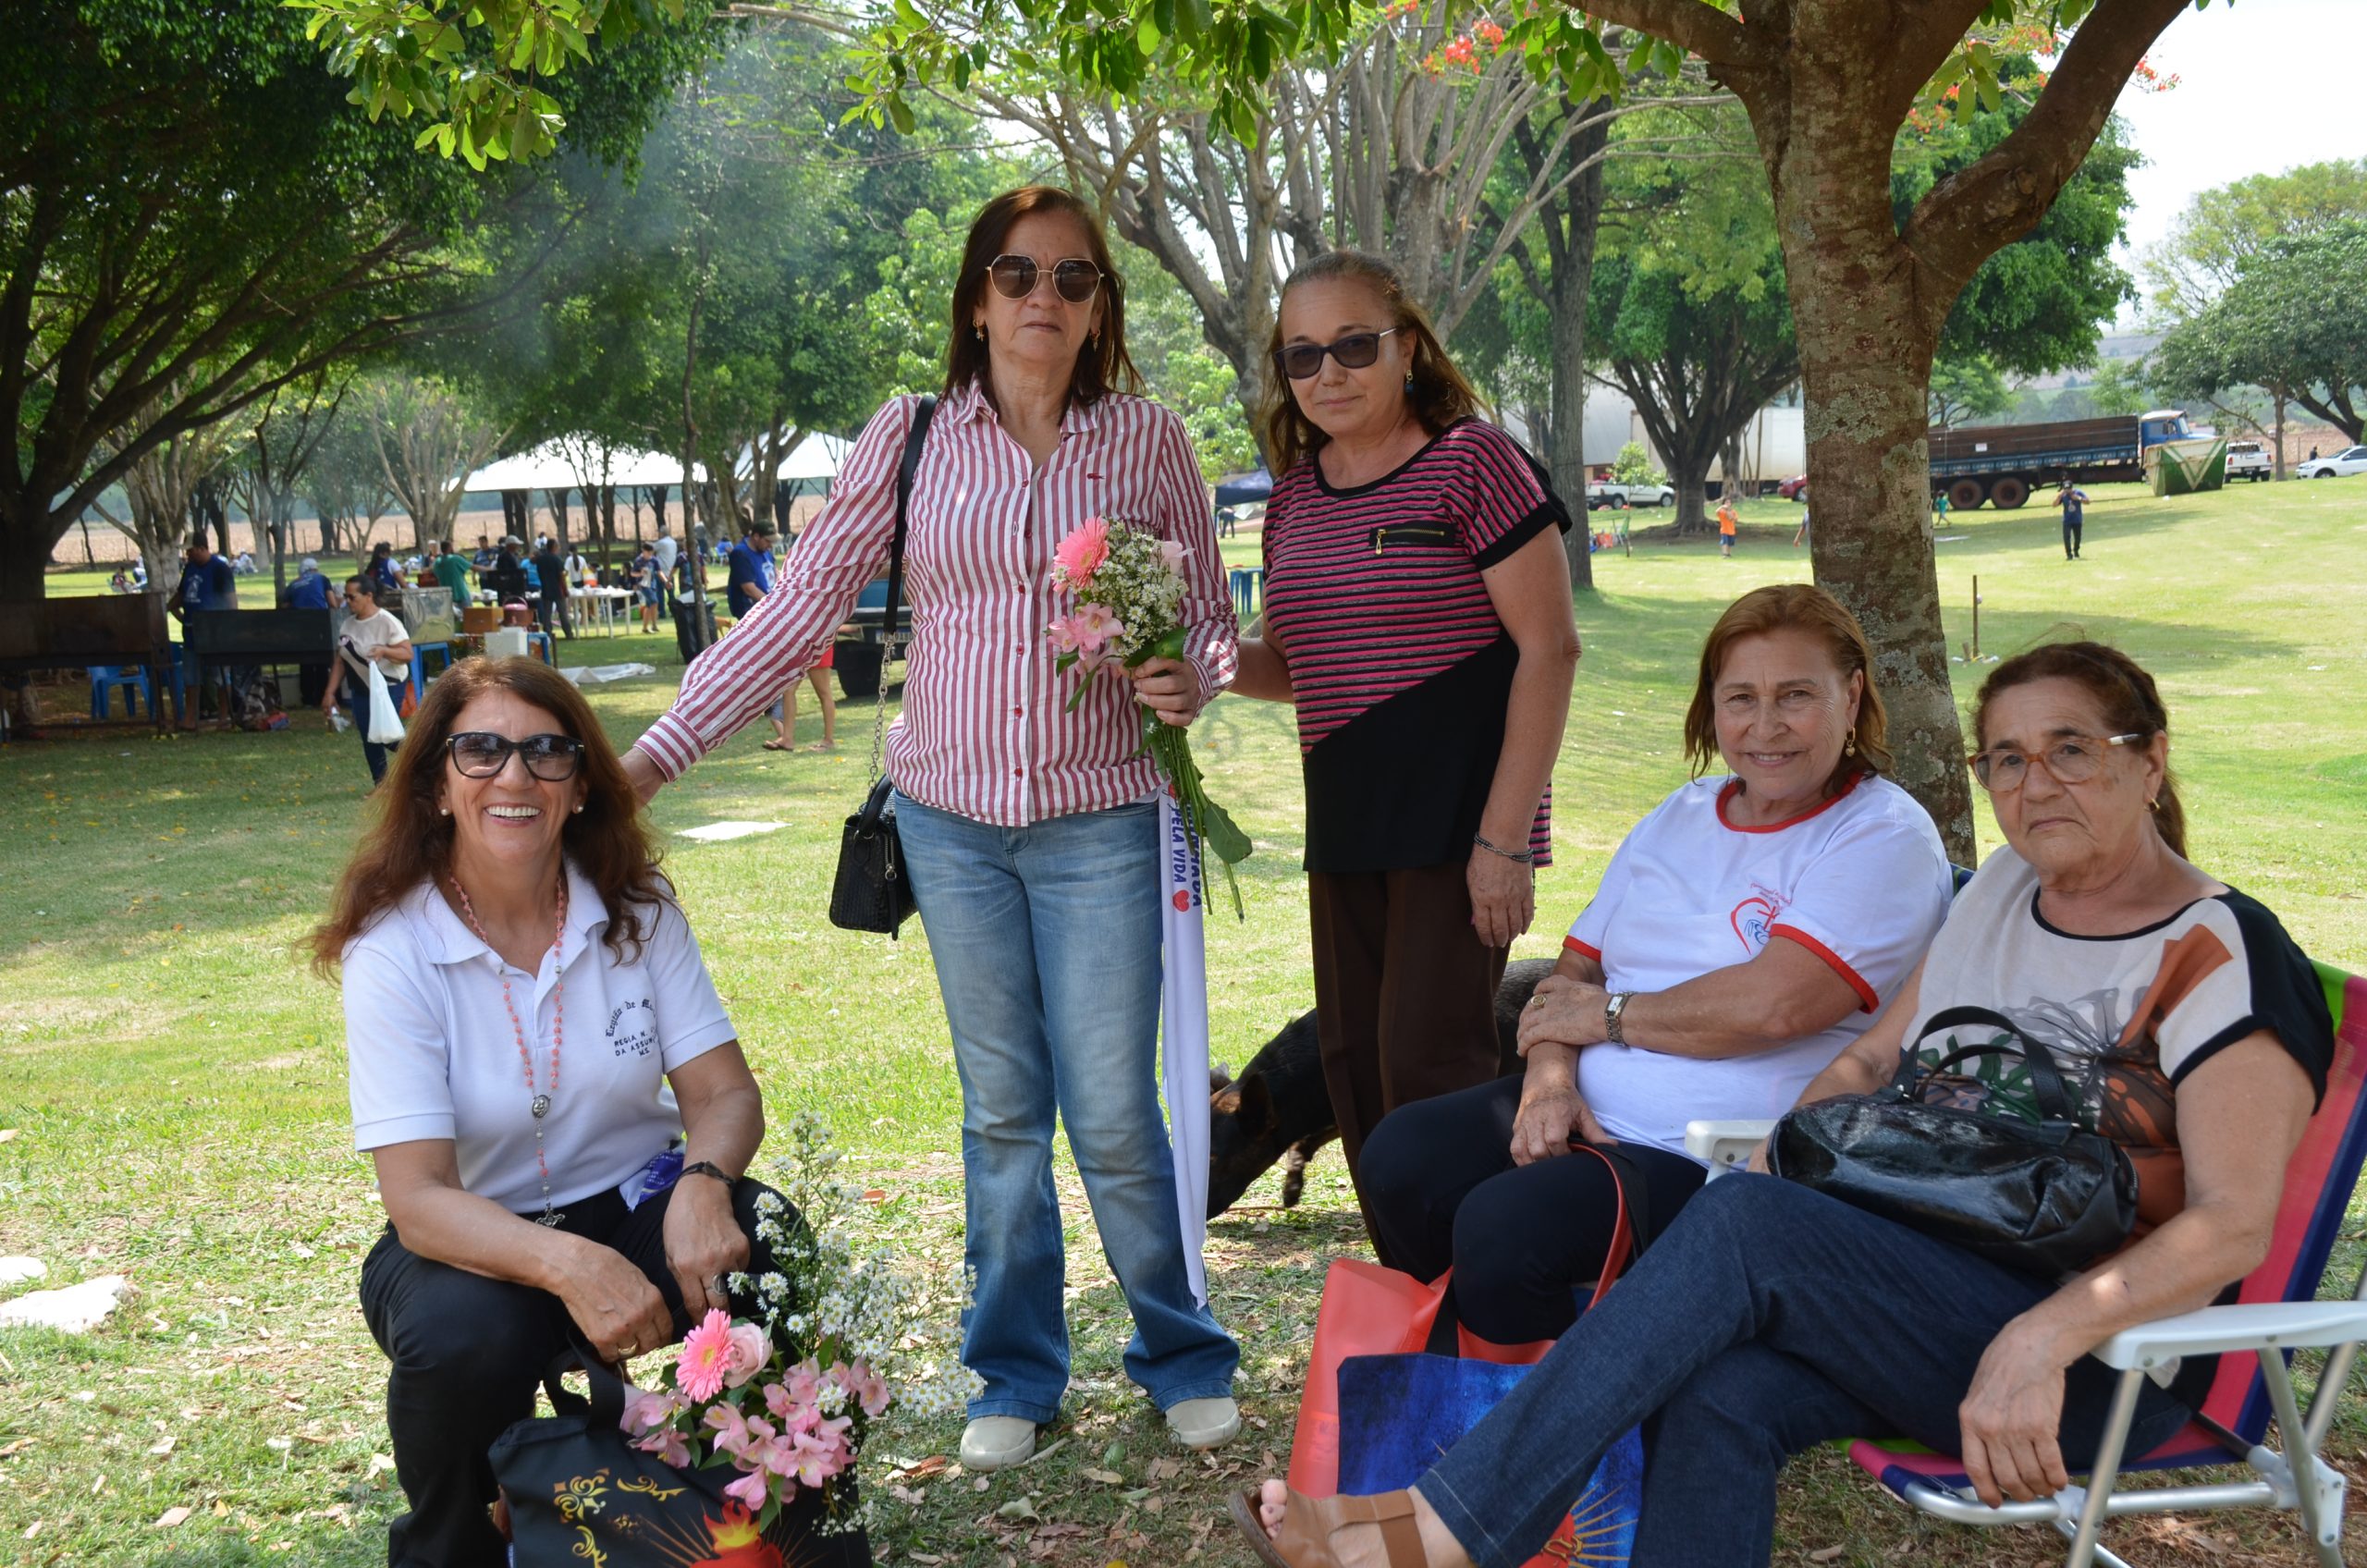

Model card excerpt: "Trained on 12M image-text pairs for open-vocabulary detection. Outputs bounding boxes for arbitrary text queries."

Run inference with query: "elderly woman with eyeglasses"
[1233,640,2333,1568]
[1224,250,1582,1257]
[618,187,1242,1472]
[313,657,793,1568]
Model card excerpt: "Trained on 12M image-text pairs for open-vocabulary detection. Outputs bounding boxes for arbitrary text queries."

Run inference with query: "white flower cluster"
[1084,525,1189,664]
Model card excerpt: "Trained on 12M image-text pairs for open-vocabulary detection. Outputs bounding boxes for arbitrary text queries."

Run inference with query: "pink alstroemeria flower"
[1072,604,1126,668]
[842,1359,891,1418]
[633,1427,693,1468]
[1052,518,1110,589]
[675,1309,735,1402]
[1158,538,1190,577]
[721,1467,773,1512]
[619,1386,673,1436]
[763,1378,820,1434]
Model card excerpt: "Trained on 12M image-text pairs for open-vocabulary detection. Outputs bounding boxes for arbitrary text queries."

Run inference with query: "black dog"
[1207,958,1557,1218]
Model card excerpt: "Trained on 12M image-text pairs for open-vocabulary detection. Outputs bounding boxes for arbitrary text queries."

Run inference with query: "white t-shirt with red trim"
[1564,771,1952,1158]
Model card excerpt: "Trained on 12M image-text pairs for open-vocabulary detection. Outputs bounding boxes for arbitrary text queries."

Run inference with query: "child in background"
[1716,497,1739,557]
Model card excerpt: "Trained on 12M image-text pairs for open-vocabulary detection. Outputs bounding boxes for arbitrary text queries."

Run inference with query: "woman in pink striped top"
[1226,251,1582,1261]
[619,188,1241,1472]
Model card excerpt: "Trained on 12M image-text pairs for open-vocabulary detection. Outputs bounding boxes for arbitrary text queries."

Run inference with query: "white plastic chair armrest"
[2092,1300,2367,1371]
[1685,1119,1778,1179]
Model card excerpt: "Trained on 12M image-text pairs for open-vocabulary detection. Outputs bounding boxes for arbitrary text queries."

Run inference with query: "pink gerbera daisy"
[1052,518,1110,589]
[675,1309,736,1402]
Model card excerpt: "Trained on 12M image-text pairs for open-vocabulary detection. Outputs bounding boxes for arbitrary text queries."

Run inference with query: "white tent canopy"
[732,431,853,484]
[464,438,705,494]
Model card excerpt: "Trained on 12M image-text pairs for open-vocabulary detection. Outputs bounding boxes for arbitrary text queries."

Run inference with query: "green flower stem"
[1127,629,1251,921]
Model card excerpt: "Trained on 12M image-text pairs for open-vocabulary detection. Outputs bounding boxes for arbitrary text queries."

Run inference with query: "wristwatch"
[1603,991,1634,1047]
[680,1160,738,1192]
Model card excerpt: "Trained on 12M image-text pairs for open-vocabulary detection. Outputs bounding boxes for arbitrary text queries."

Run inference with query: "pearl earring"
[572,803,584,814]
[438,805,450,816]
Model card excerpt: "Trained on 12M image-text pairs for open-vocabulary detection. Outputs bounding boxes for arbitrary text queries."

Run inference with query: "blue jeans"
[892,790,1239,1423]
[337,668,398,784]
[1415,1175,2195,1568]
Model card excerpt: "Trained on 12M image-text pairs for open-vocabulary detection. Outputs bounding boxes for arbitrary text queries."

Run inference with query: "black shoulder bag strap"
[859,394,938,806]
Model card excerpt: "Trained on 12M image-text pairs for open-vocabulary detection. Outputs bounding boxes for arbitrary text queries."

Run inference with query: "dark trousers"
[2064,512,2084,557]
[1306,861,1508,1265]
[337,668,398,784]
[357,1177,789,1568]
[1416,1176,2194,1568]
[1360,1074,1708,1344]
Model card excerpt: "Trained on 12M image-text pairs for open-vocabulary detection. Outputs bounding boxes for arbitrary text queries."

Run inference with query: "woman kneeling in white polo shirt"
[1357,583,1955,1345]
[312,656,779,1568]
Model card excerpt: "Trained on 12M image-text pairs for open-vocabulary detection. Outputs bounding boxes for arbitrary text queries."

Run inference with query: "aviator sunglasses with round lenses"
[985,254,1104,304]
[447,730,586,781]
[1272,327,1403,382]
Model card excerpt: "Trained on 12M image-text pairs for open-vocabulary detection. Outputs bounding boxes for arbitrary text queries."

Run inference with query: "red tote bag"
[1284,1145,1635,1565]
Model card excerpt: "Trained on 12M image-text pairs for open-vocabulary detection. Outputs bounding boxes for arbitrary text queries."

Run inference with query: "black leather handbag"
[489,1349,871,1566]
[828,396,936,938]
[1767,1006,2140,1277]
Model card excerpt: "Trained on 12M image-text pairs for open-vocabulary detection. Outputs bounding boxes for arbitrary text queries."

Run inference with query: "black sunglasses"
[986,253,1103,304]
[447,731,586,781]
[1272,328,1403,382]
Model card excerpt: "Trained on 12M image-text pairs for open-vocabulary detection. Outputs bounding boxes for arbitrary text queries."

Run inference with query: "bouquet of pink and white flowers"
[1046,516,1252,916]
[619,1116,975,1533]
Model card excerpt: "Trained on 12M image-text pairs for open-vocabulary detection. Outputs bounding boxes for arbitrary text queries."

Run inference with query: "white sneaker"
[959,1415,1038,1472]
[1165,1395,1242,1451]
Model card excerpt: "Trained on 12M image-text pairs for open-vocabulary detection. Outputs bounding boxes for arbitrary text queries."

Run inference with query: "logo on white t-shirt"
[607,997,657,1059]
[1729,882,1790,951]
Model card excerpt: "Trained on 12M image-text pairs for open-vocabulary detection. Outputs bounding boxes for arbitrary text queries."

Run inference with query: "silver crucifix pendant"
[535,1207,565,1227]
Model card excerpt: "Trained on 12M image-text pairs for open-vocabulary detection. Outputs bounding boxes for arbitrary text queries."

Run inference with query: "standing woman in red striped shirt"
[619,188,1241,1471]
[1228,251,1581,1260]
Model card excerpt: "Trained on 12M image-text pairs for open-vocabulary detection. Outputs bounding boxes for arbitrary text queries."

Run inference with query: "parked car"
[1777,473,1809,500]
[2296,446,2367,480]
[2224,440,2272,482]
[1587,480,1676,508]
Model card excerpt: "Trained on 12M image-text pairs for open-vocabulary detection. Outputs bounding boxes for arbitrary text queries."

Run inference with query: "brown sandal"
[1227,1487,1426,1567]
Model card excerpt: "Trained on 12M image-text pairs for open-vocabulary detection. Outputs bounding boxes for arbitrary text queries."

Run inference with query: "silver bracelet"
[1472,831,1536,867]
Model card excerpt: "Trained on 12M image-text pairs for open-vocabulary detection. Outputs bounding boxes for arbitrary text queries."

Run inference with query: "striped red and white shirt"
[634,382,1239,827]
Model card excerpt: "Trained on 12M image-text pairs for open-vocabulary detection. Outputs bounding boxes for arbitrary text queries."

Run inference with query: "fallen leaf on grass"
[147,1436,176,1456]
[1809,1549,1845,1563]
[153,1506,192,1528]
[0,1130,17,1144]
[366,1454,397,1476]
[1080,1466,1123,1484]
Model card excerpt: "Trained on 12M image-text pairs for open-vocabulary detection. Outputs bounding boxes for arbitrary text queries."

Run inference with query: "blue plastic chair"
[1229,567,1265,618]
[88,665,146,718]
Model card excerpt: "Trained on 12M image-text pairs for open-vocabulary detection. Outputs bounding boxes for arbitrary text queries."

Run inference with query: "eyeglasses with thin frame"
[1272,328,1403,382]
[447,731,587,781]
[985,254,1103,304]
[1968,731,2148,793]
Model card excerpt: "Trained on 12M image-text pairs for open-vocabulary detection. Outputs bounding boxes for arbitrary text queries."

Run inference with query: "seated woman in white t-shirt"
[321,578,413,786]
[311,656,778,1568]
[1357,583,1952,1345]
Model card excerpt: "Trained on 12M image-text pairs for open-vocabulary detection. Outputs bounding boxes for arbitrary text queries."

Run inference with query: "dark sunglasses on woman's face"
[447,731,586,780]
[985,254,1103,303]
[1272,327,1403,382]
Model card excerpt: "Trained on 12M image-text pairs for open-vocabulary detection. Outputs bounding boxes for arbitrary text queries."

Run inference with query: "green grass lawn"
[4,476,2363,1566]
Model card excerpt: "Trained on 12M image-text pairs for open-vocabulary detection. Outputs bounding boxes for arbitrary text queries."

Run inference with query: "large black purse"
[488,1350,871,1566]
[1767,1006,2140,1277]
[828,396,937,938]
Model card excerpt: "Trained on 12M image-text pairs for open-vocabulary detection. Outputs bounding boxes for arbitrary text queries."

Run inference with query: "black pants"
[1306,862,1509,1267]
[337,668,399,784]
[2063,512,2083,557]
[1360,1074,1708,1345]
[358,1177,789,1568]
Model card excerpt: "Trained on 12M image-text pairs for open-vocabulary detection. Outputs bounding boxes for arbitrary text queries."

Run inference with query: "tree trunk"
[0,504,59,605]
[2272,391,2287,482]
[1795,280,1973,863]
[1670,456,1712,536]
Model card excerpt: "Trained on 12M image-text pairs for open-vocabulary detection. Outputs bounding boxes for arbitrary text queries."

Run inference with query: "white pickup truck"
[2224,440,2272,482]
[1587,479,1676,508]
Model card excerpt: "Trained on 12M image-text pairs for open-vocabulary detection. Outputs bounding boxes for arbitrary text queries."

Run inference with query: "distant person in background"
[652,523,681,603]
[285,557,339,707]
[1216,504,1239,539]
[171,537,242,727]
[1716,496,1739,557]
[324,578,412,785]
[484,538,532,607]
[725,522,774,620]
[2307,447,2318,462]
[471,533,497,571]
[367,542,405,599]
[1794,502,1810,549]
[532,538,574,639]
[233,549,258,575]
[631,541,663,632]
[769,647,837,753]
[433,540,474,604]
[131,558,148,590]
[108,569,131,594]
[563,542,591,593]
[2056,479,2090,561]
[1933,489,1951,527]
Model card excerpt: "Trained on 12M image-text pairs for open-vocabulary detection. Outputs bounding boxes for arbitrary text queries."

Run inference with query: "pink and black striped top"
[633,383,1239,827]
[1262,419,1567,873]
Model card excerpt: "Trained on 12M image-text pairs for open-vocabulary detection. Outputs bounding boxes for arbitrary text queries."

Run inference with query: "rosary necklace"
[449,871,570,1226]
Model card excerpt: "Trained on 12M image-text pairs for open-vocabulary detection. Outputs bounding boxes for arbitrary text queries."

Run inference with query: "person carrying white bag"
[322,576,413,785]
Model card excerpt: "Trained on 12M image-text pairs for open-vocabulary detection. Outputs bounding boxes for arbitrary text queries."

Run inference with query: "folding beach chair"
[1685,961,2367,1568]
